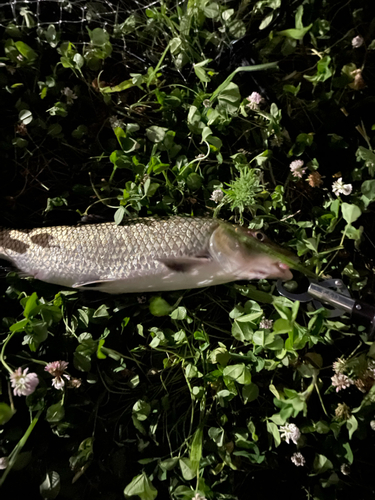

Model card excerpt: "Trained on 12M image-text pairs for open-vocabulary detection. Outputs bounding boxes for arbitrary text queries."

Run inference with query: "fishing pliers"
[277,277,375,340]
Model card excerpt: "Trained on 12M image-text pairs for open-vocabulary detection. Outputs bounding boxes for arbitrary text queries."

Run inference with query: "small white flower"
[370,420,375,430]
[109,115,124,129]
[332,358,346,374]
[290,160,306,179]
[352,35,364,48]
[210,189,224,203]
[202,99,212,108]
[367,359,375,376]
[247,92,263,104]
[0,457,9,470]
[332,178,352,196]
[331,373,353,392]
[279,423,301,444]
[16,54,24,61]
[62,87,78,105]
[191,494,207,500]
[259,317,273,329]
[10,367,39,396]
[291,452,305,467]
[246,91,263,110]
[45,360,70,390]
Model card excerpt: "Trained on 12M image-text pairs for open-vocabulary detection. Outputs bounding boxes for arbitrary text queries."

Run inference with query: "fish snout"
[275,262,293,281]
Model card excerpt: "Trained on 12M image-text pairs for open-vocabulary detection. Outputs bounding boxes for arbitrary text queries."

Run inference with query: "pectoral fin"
[157,257,210,273]
[72,279,117,289]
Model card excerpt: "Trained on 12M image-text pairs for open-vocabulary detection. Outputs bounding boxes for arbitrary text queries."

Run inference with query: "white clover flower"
[210,189,224,203]
[246,91,263,110]
[109,115,124,129]
[291,452,305,467]
[0,457,9,470]
[45,360,70,390]
[10,367,39,396]
[332,358,347,374]
[191,494,207,500]
[62,87,78,105]
[259,317,273,329]
[247,92,263,104]
[331,373,353,392]
[289,160,306,179]
[279,423,301,444]
[332,178,352,196]
[352,35,364,48]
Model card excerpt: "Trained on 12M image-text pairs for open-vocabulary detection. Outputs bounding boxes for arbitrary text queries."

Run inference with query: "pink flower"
[331,373,353,392]
[290,160,306,178]
[246,92,264,109]
[10,367,39,396]
[45,361,70,390]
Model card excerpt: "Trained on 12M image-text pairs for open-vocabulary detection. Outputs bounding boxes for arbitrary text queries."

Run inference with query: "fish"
[0,216,295,294]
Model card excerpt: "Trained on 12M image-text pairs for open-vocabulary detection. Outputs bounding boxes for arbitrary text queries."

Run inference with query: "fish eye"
[255,231,265,241]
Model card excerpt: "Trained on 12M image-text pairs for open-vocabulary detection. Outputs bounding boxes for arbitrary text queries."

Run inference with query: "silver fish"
[0,217,293,294]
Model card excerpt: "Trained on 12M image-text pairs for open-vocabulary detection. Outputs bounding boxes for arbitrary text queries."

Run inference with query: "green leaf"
[124,472,158,500]
[242,383,259,403]
[223,364,252,385]
[10,318,29,332]
[343,442,353,464]
[19,109,33,125]
[266,421,281,447]
[170,307,187,320]
[149,297,173,316]
[179,457,196,481]
[346,415,358,439]
[73,351,92,372]
[133,399,151,421]
[232,320,253,341]
[23,292,40,318]
[0,402,16,425]
[273,318,292,334]
[277,25,312,40]
[190,426,203,470]
[341,203,361,224]
[208,427,225,447]
[15,41,38,62]
[312,454,333,475]
[186,173,202,191]
[46,401,65,423]
[146,126,167,143]
[39,471,61,499]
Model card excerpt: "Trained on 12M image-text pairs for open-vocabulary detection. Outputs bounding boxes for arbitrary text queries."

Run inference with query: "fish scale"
[0,216,293,293]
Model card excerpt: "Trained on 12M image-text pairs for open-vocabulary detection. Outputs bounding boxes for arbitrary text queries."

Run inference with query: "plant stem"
[0,409,43,487]
[0,331,17,374]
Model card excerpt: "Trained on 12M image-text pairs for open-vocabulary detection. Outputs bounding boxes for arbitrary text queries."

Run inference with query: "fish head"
[209,223,297,281]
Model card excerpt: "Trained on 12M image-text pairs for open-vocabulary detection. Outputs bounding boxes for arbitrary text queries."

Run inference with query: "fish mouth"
[276,262,293,280]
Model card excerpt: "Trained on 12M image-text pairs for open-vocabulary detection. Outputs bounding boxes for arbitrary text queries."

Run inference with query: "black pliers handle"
[277,278,375,340]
